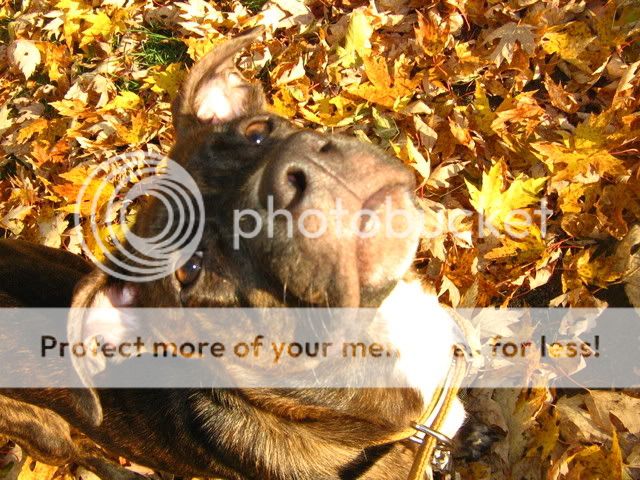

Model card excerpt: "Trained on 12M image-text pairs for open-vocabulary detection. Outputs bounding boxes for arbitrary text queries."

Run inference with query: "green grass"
[133,28,188,68]
[241,0,268,12]
[129,1,266,68]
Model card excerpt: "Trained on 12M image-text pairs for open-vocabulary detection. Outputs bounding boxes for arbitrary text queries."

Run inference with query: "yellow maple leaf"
[466,160,547,235]
[591,1,637,48]
[102,91,141,111]
[37,208,69,249]
[566,248,624,288]
[54,165,115,217]
[415,11,449,56]
[544,75,579,113]
[271,88,298,118]
[82,221,128,264]
[271,58,306,87]
[114,111,160,146]
[557,183,594,215]
[346,56,421,110]
[448,112,474,149]
[526,409,560,460]
[484,235,545,262]
[572,113,611,149]
[184,35,222,62]
[115,112,145,145]
[16,118,50,144]
[0,205,34,236]
[491,91,545,137]
[542,22,594,72]
[534,113,628,185]
[299,93,359,127]
[80,11,115,48]
[612,60,640,110]
[50,98,87,117]
[362,55,391,89]
[473,81,497,134]
[535,142,626,183]
[144,63,186,99]
[56,0,90,47]
[39,42,68,82]
[338,8,373,67]
[184,38,214,62]
[555,430,623,478]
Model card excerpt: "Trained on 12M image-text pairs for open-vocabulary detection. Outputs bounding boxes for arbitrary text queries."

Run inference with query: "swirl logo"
[76,151,205,282]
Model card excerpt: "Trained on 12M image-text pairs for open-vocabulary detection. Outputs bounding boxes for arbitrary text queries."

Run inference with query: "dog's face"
[82,30,422,310]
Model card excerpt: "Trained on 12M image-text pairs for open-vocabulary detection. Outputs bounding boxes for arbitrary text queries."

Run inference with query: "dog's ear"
[70,269,137,311]
[69,270,138,351]
[65,270,139,425]
[172,27,265,137]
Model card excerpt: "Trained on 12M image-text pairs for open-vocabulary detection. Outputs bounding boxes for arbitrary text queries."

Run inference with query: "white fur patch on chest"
[376,280,465,437]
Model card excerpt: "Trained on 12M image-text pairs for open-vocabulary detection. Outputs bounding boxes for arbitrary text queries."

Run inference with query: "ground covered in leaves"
[1,0,640,479]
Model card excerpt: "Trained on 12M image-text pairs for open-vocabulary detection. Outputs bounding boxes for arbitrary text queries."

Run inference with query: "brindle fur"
[0,30,471,479]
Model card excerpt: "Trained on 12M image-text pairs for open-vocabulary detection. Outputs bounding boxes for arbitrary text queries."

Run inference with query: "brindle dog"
[0,30,474,479]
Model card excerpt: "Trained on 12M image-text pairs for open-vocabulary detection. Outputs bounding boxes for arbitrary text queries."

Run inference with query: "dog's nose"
[258,132,338,211]
[259,131,416,213]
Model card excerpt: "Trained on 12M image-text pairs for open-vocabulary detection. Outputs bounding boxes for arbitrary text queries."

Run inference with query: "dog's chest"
[376,280,465,437]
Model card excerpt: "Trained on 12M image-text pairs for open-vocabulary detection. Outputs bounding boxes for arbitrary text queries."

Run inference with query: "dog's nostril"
[261,165,309,211]
[319,141,334,153]
[286,169,307,196]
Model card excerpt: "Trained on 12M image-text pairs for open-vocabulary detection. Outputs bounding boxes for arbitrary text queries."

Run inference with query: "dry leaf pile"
[1,0,640,479]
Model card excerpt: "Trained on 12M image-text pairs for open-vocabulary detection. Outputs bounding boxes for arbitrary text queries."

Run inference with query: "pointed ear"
[172,27,266,137]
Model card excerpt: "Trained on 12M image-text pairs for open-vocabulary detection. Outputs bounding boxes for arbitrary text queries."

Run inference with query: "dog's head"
[62,30,439,434]
[76,29,422,310]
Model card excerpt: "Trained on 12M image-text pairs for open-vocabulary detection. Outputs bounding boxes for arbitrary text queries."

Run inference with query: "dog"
[0,29,471,479]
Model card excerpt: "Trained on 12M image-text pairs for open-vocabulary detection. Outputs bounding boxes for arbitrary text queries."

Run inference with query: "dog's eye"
[244,120,272,145]
[176,251,203,286]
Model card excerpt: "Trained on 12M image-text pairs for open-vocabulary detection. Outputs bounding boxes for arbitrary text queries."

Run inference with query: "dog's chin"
[280,277,403,308]
[358,281,401,308]
[271,253,415,308]
[268,238,419,308]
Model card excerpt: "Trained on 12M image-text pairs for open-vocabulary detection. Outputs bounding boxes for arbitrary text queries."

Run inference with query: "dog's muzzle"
[255,131,422,306]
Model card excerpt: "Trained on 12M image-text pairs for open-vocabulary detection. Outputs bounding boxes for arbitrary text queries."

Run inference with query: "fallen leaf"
[484,23,535,67]
[7,40,41,79]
